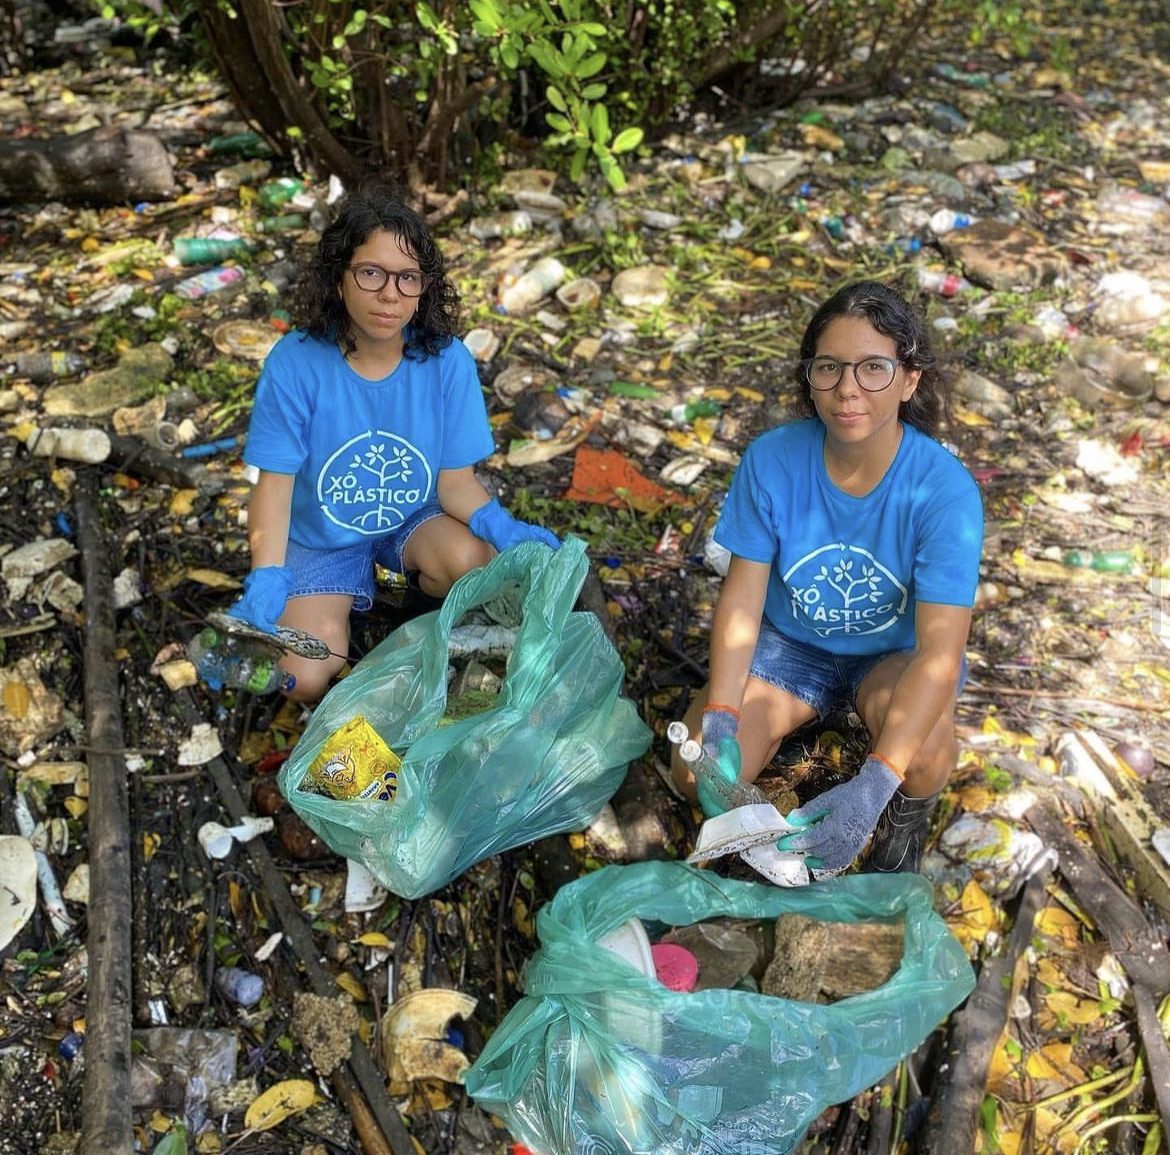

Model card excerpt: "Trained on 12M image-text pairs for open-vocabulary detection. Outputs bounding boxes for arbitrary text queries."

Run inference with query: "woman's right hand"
[226,566,291,633]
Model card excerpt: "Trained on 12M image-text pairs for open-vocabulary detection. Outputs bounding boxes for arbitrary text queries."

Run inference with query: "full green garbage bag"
[278,537,651,899]
[464,861,974,1154]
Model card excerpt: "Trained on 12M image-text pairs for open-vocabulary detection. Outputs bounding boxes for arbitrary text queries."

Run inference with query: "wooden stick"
[963,682,1170,715]
[75,473,135,1155]
[916,850,1057,1155]
[181,693,415,1155]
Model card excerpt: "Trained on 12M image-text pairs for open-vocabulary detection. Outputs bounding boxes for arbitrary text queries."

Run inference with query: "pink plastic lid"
[652,943,700,992]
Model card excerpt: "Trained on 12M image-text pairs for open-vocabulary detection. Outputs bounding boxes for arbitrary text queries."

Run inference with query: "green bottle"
[174,236,250,265]
[1062,549,1134,574]
[257,178,305,211]
[668,398,722,423]
[608,381,661,399]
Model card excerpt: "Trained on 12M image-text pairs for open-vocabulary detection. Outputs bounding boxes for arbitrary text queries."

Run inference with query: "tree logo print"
[317,430,434,535]
[784,542,907,636]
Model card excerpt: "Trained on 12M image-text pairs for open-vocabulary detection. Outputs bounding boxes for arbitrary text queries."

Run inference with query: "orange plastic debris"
[563,445,682,513]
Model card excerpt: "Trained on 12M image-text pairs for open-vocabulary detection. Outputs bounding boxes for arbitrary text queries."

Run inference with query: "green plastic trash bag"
[278,537,651,899]
[464,861,974,1154]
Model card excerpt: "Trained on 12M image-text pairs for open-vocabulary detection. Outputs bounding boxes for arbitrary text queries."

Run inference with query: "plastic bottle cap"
[652,943,700,992]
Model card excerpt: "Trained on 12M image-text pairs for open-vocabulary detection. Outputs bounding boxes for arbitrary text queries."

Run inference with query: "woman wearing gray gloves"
[225,180,557,702]
[672,281,983,875]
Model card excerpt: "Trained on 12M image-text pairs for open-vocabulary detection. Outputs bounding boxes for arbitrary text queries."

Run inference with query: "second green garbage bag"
[278,537,651,898]
[464,861,975,1155]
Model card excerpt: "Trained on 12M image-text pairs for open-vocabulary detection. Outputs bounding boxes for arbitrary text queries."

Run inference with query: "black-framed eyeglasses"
[346,264,429,297]
[801,355,899,392]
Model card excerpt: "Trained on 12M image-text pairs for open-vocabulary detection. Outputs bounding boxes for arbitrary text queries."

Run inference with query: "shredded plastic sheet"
[279,537,651,898]
[465,861,974,1155]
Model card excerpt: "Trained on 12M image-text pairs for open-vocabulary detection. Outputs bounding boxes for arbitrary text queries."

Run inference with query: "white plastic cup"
[198,821,234,859]
[198,816,274,859]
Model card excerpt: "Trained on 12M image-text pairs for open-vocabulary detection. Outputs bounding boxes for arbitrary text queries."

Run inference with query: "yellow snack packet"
[306,716,401,802]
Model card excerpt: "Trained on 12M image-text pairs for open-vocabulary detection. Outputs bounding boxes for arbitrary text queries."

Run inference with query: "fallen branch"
[177,692,415,1155]
[1027,801,1170,1140]
[75,472,135,1155]
[964,682,1170,715]
[917,850,1058,1155]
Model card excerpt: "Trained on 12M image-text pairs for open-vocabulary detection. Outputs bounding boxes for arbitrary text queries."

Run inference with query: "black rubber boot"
[864,788,942,874]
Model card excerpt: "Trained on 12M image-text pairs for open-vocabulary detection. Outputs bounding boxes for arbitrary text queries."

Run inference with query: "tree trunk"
[0,127,175,205]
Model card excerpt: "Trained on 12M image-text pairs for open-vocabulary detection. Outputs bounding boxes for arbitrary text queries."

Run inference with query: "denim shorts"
[748,617,967,717]
[284,500,444,612]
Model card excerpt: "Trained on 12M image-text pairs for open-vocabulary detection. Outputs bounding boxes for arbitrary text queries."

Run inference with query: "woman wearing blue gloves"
[226,180,557,702]
[672,281,983,875]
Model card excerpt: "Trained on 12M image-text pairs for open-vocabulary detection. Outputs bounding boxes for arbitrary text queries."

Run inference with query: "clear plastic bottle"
[499,257,565,312]
[24,425,111,464]
[668,722,768,809]
[187,628,295,694]
[4,350,86,382]
[928,208,976,235]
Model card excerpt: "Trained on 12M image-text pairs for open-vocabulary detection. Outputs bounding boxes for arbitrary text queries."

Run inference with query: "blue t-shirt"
[714,419,984,656]
[244,332,494,550]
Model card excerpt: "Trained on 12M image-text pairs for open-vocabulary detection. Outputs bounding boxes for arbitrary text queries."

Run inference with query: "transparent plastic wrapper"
[464,861,974,1155]
[279,537,651,899]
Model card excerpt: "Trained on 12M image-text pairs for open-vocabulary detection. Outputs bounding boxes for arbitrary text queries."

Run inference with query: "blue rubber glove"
[776,754,901,872]
[225,566,291,634]
[700,705,739,762]
[469,498,560,552]
[696,734,743,818]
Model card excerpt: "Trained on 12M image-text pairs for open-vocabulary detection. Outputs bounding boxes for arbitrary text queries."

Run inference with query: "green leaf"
[546,112,573,133]
[468,0,500,29]
[578,22,607,35]
[546,85,567,112]
[153,1127,188,1155]
[590,102,611,145]
[577,51,606,79]
[569,147,588,183]
[581,82,607,101]
[416,1,438,31]
[611,126,644,154]
[501,43,519,68]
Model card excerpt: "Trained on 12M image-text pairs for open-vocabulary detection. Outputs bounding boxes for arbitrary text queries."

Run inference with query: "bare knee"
[415,530,493,597]
[281,653,346,704]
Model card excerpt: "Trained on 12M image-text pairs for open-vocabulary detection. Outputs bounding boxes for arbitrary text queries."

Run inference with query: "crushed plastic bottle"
[928,209,976,235]
[4,350,86,382]
[918,269,973,297]
[187,628,295,694]
[214,159,272,191]
[469,210,533,240]
[173,266,246,301]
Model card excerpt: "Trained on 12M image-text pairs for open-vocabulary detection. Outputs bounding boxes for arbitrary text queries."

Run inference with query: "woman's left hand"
[777,754,901,871]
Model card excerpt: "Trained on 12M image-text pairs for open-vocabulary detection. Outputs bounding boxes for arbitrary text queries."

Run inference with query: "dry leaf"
[355,932,392,948]
[335,972,367,1002]
[947,878,998,949]
[243,1079,319,1130]
[1034,908,1082,950]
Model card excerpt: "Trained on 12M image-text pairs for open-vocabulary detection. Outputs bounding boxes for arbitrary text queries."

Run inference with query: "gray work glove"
[777,754,901,872]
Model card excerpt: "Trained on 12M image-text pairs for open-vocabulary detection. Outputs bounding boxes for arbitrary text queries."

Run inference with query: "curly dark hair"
[792,280,948,437]
[295,177,460,361]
